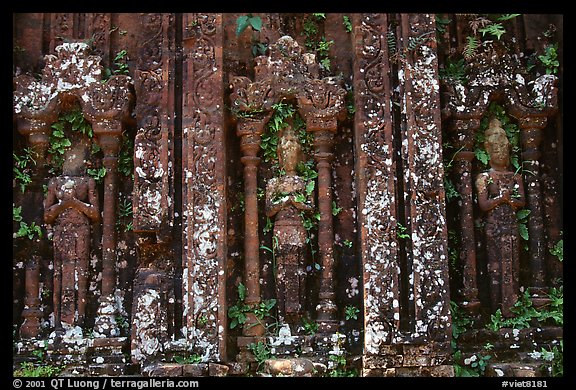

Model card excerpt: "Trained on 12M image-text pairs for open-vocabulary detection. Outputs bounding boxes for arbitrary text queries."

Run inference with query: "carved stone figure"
[44,133,100,332]
[475,117,526,317]
[265,122,314,328]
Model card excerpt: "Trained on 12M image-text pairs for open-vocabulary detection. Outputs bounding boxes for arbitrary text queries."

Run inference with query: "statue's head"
[484,117,510,169]
[277,122,303,175]
[62,130,90,176]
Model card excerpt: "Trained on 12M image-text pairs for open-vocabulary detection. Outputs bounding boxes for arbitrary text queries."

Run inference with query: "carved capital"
[82,75,134,125]
[297,78,346,132]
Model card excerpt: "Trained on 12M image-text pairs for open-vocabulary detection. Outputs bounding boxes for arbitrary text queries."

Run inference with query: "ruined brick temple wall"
[12,13,562,377]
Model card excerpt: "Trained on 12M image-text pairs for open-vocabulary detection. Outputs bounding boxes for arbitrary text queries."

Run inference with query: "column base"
[93,295,120,338]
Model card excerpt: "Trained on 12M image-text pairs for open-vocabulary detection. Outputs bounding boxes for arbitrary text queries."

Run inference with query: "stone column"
[14,78,60,339]
[237,118,267,336]
[517,116,549,304]
[297,79,346,333]
[449,118,481,314]
[20,256,42,338]
[311,130,338,331]
[93,120,123,337]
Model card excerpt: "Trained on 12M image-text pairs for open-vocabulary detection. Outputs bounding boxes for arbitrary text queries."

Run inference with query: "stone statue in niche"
[265,121,314,329]
[44,132,100,332]
[475,117,526,318]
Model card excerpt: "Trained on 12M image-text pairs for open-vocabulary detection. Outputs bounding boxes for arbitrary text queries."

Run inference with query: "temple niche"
[12,13,562,378]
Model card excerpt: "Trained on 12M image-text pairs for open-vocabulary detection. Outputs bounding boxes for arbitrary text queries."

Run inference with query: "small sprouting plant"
[440,58,467,85]
[87,167,107,184]
[173,353,202,364]
[344,305,359,321]
[227,282,277,333]
[118,132,134,179]
[115,314,129,333]
[538,43,559,75]
[113,49,129,75]
[13,148,37,193]
[13,206,43,240]
[248,340,271,370]
[550,236,563,262]
[301,316,318,335]
[396,222,410,240]
[516,209,531,242]
[331,201,343,216]
[118,198,133,218]
[342,15,352,33]
[342,239,353,248]
[13,362,63,377]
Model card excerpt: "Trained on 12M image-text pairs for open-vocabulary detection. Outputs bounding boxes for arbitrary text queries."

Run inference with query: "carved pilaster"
[351,14,400,357]
[398,13,451,344]
[449,118,481,314]
[517,116,549,303]
[181,13,227,360]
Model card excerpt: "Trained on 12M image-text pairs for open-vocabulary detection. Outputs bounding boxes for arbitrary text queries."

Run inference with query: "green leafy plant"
[344,305,359,321]
[236,15,267,56]
[342,15,352,33]
[302,14,334,73]
[115,314,129,333]
[440,58,467,85]
[248,340,271,370]
[87,166,107,184]
[173,353,202,364]
[516,209,531,242]
[435,15,451,36]
[118,132,134,179]
[542,340,563,377]
[478,23,506,40]
[326,335,357,377]
[13,148,37,193]
[13,206,43,240]
[342,239,353,248]
[538,43,559,75]
[301,316,318,335]
[331,201,343,216]
[13,362,63,377]
[396,222,410,240]
[550,236,563,262]
[236,14,262,36]
[227,282,277,333]
[113,49,129,75]
[486,287,563,331]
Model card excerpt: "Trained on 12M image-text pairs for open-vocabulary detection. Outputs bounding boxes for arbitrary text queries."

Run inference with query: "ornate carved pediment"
[14,42,133,127]
[442,41,558,120]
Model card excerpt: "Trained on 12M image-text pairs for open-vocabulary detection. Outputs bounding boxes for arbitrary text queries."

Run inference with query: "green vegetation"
[13,362,63,377]
[13,148,37,193]
[227,282,277,334]
[13,206,43,240]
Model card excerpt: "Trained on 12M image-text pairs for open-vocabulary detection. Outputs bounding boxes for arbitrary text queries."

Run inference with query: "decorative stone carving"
[442,38,559,309]
[475,118,526,317]
[231,35,347,336]
[181,13,228,360]
[265,122,314,329]
[44,135,100,332]
[14,41,134,340]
